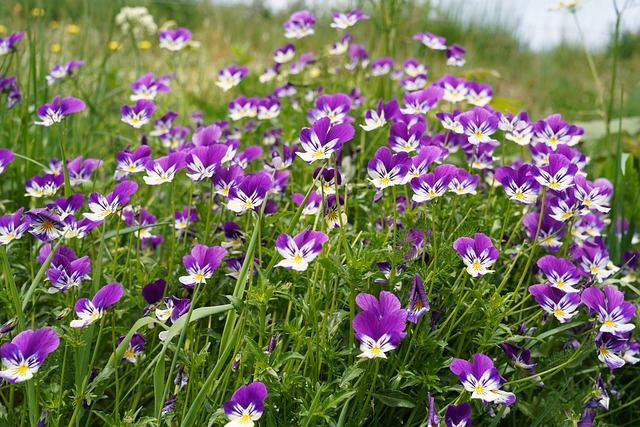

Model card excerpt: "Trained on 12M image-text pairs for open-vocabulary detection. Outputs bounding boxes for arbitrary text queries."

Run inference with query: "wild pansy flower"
[448,168,480,195]
[159,27,192,51]
[573,241,615,283]
[374,261,404,285]
[352,291,408,359]
[400,86,444,115]
[45,60,84,85]
[130,73,171,101]
[501,342,543,387]
[523,211,566,251]
[229,96,258,121]
[370,57,394,76]
[581,285,636,335]
[400,74,428,92]
[466,82,493,106]
[465,139,498,169]
[150,111,178,136]
[367,146,411,191]
[24,173,64,198]
[83,180,138,222]
[142,279,166,315]
[178,244,227,287]
[0,328,59,384]
[331,8,369,29]
[223,381,268,427]
[122,206,157,240]
[61,216,98,240]
[388,120,425,153]
[66,156,103,187]
[450,353,516,405]
[361,99,399,131]
[264,144,297,172]
[35,95,86,127]
[114,145,152,180]
[6,80,21,109]
[457,106,500,145]
[273,43,295,63]
[0,32,25,56]
[292,191,322,216]
[403,58,428,77]
[434,75,468,103]
[257,96,281,120]
[216,64,249,92]
[284,10,315,39]
[499,111,534,146]
[121,99,156,128]
[0,208,29,245]
[532,153,578,192]
[263,127,282,146]
[444,403,472,427]
[413,32,446,50]
[325,194,347,229]
[537,255,583,293]
[528,284,581,322]
[160,126,190,150]
[273,82,297,98]
[185,144,227,182]
[534,113,582,149]
[275,229,328,271]
[548,189,581,222]
[70,283,124,328]
[219,221,243,249]
[226,173,273,214]
[453,232,499,277]
[407,146,446,179]
[446,43,466,66]
[573,175,612,214]
[46,249,91,293]
[297,117,355,163]
[26,209,64,241]
[407,274,430,323]
[595,332,627,369]
[494,164,540,205]
[143,152,186,186]
[308,93,353,125]
[213,165,244,197]
[118,333,146,363]
[410,163,458,203]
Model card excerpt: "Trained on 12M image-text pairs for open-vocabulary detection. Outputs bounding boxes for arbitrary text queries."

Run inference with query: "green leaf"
[372,391,416,408]
[339,366,364,388]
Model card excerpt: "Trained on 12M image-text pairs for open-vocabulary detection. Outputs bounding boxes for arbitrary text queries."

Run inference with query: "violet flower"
[466,82,493,107]
[494,164,540,205]
[434,75,468,103]
[275,228,328,271]
[501,342,542,386]
[273,43,295,64]
[307,93,353,125]
[229,96,258,121]
[114,145,152,180]
[573,175,612,214]
[448,168,480,196]
[143,152,186,186]
[0,208,29,245]
[537,255,583,293]
[142,279,166,315]
[444,403,472,427]
[0,328,59,383]
[449,353,516,405]
[574,242,616,283]
[257,96,281,120]
[0,32,25,56]
[118,333,147,363]
[532,153,578,192]
[400,74,428,92]
[370,57,394,76]
[264,144,297,172]
[121,99,157,128]
[407,274,430,323]
[407,146,446,179]
[581,285,636,335]
[156,297,192,327]
[284,10,315,39]
[45,60,85,85]
[595,332,627,369]
[35,95,86,127]
[213,165,244,197]
[159,28,192,51]
[453,232,500,277]
[367,146,411,191]
[223,381,268,426]
[24,173,64,198]
[329,33,353,55]
[446,43,466,67]
[185,144,228,182]
[226,173,273,214]
[534,113,582,149]
[410,163,458,203]
[403,58,429,77]
[499,111,533,146]
[352,291,408,359]
[66,156,103,187]
[47,252,91,294]
[314,167,342,195]
[331,8,369,29]
[413,32,447,50]
[457,106,500,145]
[130,73,171,101]
[297,117,355,163]
[70,283,124,328]
[388,120,425,154]
[292,191,322,216]
[528,284,581,323]
[178,244,228,287]
[523,211,566,252]
[150,111,179,137]
[216,64,249,92]
[324,194,347,229]
[83,180,138,222]
[26,208,64,241]
[400,86,444,115]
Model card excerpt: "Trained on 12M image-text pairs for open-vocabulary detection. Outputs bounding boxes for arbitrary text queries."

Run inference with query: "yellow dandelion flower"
[31,8,45,17]
[0,25,7,34]
[66,24,81,34]
[137,40,152,49]
[50,21,59,29]
[51,43,61,53]
[108,41,121,51]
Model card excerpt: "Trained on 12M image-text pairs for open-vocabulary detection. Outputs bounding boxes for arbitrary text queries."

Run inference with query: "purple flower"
[35,95,86,127]
[453,233,499,277]
[413,32,447,50]
[444,403,472,427]
[156,296,191,324]
[523,211,566,252]
[223,382,268,425]
[388,120,425,153]
[122,206,157,240]
[0,32,25,56]
[66,156,103,187]
[528,284,581,322]
[595,332,627,369]
[494,164,540,205]
[446,43,467,67]
[226,173,273,214]
[83,180,138,222]
[499,111,533,146]
[407,146,446,179]
[434,75,468,103]
[457,107,500,145]
[537,255,583,293]
[292,191,322,216]
[143,152,186,186]
[46,60,85,85]
[159,28,192,51]
[26,209,64,241]
[400,74,428,92]
[352,291,408,359]
[582,285,635,335]
[232,146,264,170]
[118,332,147,363]
[370,57,394,76]
[331,8,369,29]
[367,146,411,191]
[573,175,612,214]
[256,96,281,121]
[179,244,227,287]
[46,252,91,293]
[407,274,430,323]
[273,43,295,64]
[228,96,258,121]
[574,242,615,283]
[0,207,29,245]
[185,145,227,182]
[532,153,578,191]
[466,82,493,106]
[501,342,541,385]
[216,64,249,92]
[275,228,328,271]
[448,168,480,196]
[24,173,63,198]
[264,144,297,172]
[121,99,157,128]
[150,111,179,137]
[329,33,353,55]
[70,283,124,328]
[534,113,582,149]
[130,73,171,101]
[297,117,354,163]
[0,328,59,383]
[142,279,166,314]
[114,145,152,180]
[411,163,458,203]
[449,353,516,405]
[212,165,244,198]
[400,86,444,115]
[284,10,315,39]
[308,93,353,125]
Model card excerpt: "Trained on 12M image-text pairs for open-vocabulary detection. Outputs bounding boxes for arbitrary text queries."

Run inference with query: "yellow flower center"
[475,385,484,394]
[17,364,29,375]
[605,319,614,327]
[293,255,303,263]
[554,308,564,317]
[473,261,482,270]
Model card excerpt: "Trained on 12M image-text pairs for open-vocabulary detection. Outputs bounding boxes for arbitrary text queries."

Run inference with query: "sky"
[218,0,640,51]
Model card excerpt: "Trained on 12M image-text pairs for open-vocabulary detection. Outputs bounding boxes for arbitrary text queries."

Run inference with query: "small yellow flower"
[137,40,152,49]
[66,24,81,34]
[0,25,6,34]
[31,7,45,17]
[309,67,321,79]
[49,21,59,29]
[108,41,121,51]
[51,43,61,53]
